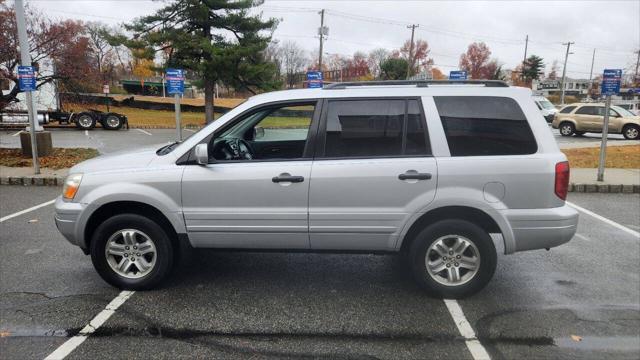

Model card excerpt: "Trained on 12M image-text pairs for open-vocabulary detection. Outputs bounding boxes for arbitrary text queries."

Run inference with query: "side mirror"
[254,126,265,140]
[195,143,209,165]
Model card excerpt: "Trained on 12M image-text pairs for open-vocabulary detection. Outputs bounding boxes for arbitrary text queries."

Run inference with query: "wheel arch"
[398,205,510,255]
[83,201,180,259]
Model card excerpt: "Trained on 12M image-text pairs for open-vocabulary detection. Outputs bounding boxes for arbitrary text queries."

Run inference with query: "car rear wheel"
[559,122,575,136]
[75,113,96,130]
[90,214,173,290]
[103,113,123,130]
[409,219,497,298]
[622,124,639,140]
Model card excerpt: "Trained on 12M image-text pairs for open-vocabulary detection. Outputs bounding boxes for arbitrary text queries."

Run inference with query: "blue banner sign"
[17,66,37,92]
[601,69,622,96]
[306,71,323,88]
[166,68,185,95]
[449,70,468,80]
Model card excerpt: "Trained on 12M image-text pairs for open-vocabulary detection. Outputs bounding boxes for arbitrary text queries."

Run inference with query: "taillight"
[555,161,570,200]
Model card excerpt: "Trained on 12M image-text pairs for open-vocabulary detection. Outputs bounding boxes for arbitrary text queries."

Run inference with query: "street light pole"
[15,0,39,174]
[588,48,596,95]
[318,9,325,71]
[560,41,574,105]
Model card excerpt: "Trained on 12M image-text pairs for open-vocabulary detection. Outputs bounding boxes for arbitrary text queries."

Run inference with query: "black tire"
[90,214,174,290]
[103,113,123,130]
[622,124,640,140]
[409,219,497,299]
[559,122,575,137]
[75,113,96,130]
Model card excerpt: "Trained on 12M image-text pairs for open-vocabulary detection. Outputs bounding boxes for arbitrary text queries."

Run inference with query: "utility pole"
[560,41,574,105]
[318,9,325,71]
[588,48,596,96]
[634,50,640,85]
[15,0,40,174]
[406,24,418,80]
[521,35,528,81]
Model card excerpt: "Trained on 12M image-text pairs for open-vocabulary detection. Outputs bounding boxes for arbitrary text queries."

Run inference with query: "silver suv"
[55,80,578,298]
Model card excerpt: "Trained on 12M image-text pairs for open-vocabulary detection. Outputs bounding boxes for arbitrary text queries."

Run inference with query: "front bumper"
[54,196,87,249]
[501,204,579,252]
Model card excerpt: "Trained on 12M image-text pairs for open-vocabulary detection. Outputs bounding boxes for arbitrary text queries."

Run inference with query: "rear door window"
[559,106,576,114]
[434,96,537,156]
[575,106,597,115]
[321,99,430,158]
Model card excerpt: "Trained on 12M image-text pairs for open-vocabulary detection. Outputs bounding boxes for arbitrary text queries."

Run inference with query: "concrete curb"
[1,176,638,193]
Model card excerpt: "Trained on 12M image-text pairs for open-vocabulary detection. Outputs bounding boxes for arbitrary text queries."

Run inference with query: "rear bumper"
[501,204,578,252]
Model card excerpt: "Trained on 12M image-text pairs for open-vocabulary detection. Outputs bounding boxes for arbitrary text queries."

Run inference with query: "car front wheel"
[90,214,174,290]
[409,219,497,299]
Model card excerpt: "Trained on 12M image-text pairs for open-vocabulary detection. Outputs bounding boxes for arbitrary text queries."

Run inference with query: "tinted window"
[434,96,537,156]
[559,106,576,114]
[405,100,429,155]
[323,99,430,158]
[576,106,597,115]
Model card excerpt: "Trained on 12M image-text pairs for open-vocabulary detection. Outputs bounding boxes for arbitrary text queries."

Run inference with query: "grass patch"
[0,148,99,169]
[562,145,640,168]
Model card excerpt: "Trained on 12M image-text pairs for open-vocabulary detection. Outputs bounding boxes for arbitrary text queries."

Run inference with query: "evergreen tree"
[522,55,544,83]
[126,0,279,123]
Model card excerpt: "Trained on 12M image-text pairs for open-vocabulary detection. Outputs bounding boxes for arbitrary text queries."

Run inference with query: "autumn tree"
[398,39,434,77]
[431,67,447,80]
[459,42,498,79]
[280,41,307,88]
[127,0,280,123]
[0,2,93,109]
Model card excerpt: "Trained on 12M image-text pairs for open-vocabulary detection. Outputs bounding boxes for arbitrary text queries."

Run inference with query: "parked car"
[533,95,558,122]
[552,103,640,140]
[55,80,578,298]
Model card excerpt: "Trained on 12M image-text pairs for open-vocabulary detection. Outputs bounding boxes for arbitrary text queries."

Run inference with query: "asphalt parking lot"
[1,187,639,360]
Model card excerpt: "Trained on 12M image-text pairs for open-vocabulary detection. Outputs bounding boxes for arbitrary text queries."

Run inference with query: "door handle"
[398,172,432,181]
[272,175,304,183]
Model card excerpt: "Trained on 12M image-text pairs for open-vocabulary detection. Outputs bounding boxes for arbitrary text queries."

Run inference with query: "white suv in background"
[533,95,558,123]
[55,80,578,298]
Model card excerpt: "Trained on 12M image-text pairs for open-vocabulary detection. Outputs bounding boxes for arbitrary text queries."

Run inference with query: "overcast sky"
[26,0,640,79]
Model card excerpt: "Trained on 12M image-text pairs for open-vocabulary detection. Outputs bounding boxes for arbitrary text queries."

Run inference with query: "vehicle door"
[308,98,437,251]
[180,100,321,249]
[573,106,599,131]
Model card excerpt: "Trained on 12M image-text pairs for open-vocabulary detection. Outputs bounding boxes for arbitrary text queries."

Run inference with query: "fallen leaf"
[571,335,582,342]
[28,219,38,223]
[0,331,10,337]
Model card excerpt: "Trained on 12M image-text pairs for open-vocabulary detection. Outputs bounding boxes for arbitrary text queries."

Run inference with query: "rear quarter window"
[434,96,538,156]
[559,106,576,114]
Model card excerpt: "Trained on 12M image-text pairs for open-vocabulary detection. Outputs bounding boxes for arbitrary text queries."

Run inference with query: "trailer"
[0,108,128,130]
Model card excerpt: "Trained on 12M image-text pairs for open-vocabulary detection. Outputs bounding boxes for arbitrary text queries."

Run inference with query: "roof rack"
[323,80,509,90]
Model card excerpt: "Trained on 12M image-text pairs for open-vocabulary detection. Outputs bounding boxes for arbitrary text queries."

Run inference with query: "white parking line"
[0,199,56,222]
[11,130,21,137]
[567,201,640,238]
[84,130,88,136]
[184,128,196,133]
[44,291,135,360]
[444,299,491,360]
[135,129,153,136]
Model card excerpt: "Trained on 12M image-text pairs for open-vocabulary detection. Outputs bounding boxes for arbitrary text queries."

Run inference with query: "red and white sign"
[102,84,110,94]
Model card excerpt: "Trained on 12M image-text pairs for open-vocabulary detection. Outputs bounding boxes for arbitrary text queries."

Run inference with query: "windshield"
[538,99,556,110]
[612,106,635,117]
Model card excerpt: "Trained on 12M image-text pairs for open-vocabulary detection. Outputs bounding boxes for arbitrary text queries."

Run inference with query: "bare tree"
[367,48,389,78]
[281,41,307,88]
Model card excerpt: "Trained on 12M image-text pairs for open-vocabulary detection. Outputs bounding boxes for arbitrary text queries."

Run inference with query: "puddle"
[555,336,640,352]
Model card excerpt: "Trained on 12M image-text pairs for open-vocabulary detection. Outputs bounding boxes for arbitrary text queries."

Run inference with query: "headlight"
[62,174,83,200]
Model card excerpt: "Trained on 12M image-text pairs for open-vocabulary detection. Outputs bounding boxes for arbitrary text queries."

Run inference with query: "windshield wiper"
[156,141,180,155]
